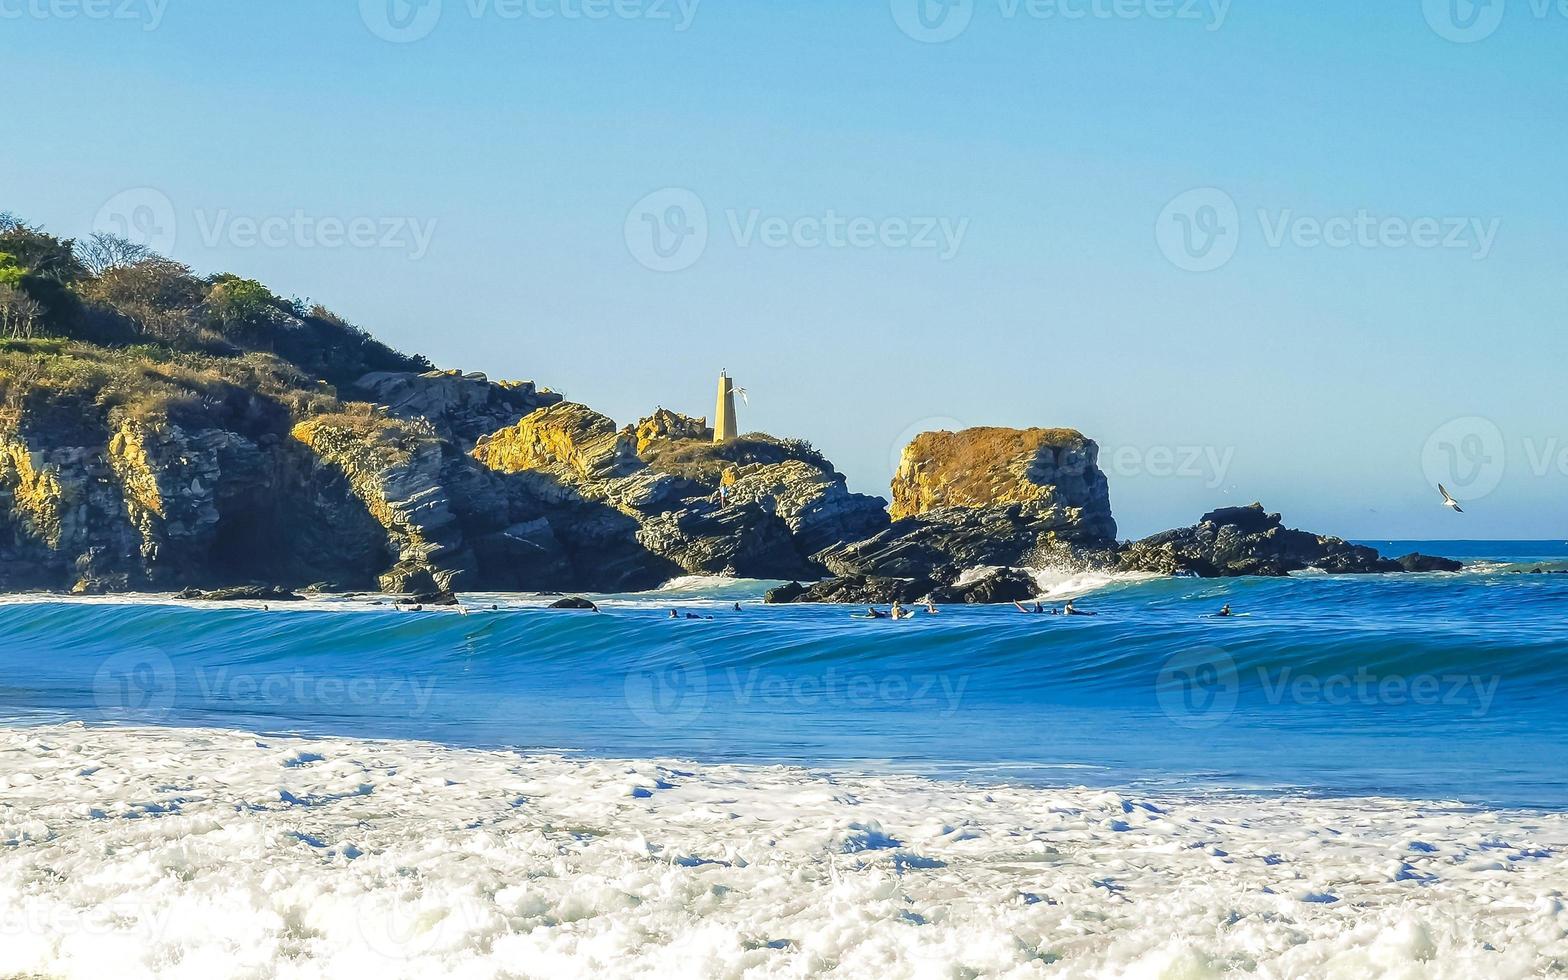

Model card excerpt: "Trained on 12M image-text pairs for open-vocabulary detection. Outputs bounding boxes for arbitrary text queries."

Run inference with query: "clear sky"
[5,0,1565,538]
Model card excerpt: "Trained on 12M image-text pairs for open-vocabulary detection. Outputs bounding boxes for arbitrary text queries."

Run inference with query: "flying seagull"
[1438,484,1464,514]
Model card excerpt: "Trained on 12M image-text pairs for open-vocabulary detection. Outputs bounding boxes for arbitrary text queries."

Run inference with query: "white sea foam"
[3,723,1564,978]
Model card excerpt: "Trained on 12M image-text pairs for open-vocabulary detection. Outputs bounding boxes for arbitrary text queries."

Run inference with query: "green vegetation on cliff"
[0,212,430,389]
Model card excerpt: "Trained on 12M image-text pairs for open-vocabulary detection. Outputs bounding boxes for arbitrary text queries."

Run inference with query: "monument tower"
[713,370,738,444]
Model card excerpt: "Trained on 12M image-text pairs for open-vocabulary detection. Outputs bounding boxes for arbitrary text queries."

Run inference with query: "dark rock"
[396,590,459,606]
[765,575,937,605]
[548,596,599,610]
[928,568,1039,604]
[1118,503,1401,577]
[1395,553,1464,573]
[817,506,1106,584]
[635,502,817,580]
[764,581,810,604]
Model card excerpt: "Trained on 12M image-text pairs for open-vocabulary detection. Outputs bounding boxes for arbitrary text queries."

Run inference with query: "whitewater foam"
[3,723,1564,978]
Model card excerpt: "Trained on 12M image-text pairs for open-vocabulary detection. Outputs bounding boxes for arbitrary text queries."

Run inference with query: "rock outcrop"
[1117,504,1401,577]
[807,427,1118,591]
[890,426,1115,540]
[635,408,711,453]
[355,369,560,445]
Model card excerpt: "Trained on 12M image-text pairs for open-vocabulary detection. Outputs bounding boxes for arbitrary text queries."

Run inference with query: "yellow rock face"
[473,402,641,482]
[890,426,1102,521]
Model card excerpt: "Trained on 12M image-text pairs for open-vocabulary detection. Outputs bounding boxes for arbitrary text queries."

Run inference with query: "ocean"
[3,542,1566,976]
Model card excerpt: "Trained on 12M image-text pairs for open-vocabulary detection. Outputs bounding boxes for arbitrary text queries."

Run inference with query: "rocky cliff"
[0,216,1453,599]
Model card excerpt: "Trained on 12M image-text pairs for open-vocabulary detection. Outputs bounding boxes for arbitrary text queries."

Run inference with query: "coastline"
[4,722,1565,978]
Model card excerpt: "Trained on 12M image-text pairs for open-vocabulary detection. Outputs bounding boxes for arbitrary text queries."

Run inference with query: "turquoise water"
[3,541,1566,807]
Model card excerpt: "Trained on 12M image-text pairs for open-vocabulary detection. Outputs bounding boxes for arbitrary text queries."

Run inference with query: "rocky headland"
[0,216,1457,599]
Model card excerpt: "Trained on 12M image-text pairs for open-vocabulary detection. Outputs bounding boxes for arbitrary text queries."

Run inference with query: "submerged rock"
[174,585,305,602]
[547,596,599,610]
[1395,552,1465,573]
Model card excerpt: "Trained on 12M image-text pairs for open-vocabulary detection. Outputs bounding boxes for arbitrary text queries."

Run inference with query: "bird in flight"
[1438,484,1464,514]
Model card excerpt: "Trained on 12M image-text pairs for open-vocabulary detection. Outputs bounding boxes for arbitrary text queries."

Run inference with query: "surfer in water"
[891,600,912,620]
[924,601,939,615]
[1063,599,1094,616]
[864,607,888,619]
[1216,603,1233,618]
[1012,601,1048,614]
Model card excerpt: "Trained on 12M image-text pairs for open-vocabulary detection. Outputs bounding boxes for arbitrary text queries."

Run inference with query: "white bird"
[1438,484,1464,514]
[732,386,749,406]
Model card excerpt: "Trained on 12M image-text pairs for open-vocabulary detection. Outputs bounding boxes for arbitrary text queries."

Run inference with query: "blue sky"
[5,0,1565,538]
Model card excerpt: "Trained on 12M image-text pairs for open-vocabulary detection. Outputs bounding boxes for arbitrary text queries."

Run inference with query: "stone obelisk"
[713,370,738,444]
